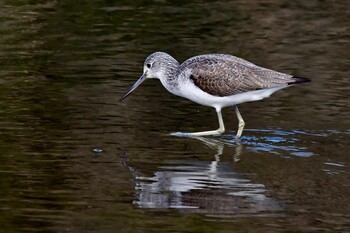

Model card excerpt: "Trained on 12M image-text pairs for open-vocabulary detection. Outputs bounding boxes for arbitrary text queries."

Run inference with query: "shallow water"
[1,1,350,232]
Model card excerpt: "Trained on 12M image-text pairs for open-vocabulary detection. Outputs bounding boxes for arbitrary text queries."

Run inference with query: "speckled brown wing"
[186,55,293,97]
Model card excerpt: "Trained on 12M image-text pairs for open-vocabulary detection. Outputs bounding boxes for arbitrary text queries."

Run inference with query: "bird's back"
[177,54,303,97]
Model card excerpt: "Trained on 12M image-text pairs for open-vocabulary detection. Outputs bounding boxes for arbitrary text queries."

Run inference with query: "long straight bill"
[119,74,146,102]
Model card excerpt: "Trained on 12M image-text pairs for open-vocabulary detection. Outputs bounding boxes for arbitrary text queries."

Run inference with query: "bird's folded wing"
[188,59,292,97]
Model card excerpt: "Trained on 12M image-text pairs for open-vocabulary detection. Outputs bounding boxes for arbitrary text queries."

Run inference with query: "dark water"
[1,0,350,232]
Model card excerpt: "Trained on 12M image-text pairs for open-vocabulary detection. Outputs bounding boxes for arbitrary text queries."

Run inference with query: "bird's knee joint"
[239,121,245,127]
[217,128,225,134]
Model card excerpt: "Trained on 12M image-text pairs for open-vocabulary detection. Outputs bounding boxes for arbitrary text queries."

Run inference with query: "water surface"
[0,1,350,232]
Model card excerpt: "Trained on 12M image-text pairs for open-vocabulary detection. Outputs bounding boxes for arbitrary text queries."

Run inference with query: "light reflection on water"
[220,128,350,157]
[175,128,319,157]
[232,129,314,157]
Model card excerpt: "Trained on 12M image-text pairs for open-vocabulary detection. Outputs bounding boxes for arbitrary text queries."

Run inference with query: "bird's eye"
[146,63,151,68]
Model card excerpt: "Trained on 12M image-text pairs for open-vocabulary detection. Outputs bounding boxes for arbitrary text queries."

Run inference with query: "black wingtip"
[288,76,311,85]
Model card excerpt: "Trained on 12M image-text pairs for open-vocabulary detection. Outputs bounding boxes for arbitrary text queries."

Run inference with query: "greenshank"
[120,52,310,139]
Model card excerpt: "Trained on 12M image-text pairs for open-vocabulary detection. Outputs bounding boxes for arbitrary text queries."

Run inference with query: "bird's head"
[119,52,179,102]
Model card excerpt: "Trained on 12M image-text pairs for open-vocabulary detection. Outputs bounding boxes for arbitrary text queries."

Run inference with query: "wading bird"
[120,52,310,139]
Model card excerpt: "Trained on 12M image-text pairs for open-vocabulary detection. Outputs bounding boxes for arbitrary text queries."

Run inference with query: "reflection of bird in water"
[120,140,283,215]
[120,52,310,139]
[192,136,242,163]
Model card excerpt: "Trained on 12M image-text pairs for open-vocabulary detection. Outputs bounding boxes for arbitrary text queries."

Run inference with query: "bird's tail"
[288,76,311,85]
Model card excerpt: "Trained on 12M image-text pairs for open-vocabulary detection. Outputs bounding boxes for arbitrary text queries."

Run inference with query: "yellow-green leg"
[234,105,245,139]
[187,108,225,136]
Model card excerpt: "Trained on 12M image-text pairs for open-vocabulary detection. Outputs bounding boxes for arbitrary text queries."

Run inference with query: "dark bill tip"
[119,74,146,102]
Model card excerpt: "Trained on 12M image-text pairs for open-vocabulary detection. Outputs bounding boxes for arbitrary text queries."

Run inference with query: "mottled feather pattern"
[181,54,294,97]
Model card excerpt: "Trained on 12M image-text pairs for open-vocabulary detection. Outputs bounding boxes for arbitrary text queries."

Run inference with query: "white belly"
[178,82,287,109]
